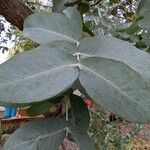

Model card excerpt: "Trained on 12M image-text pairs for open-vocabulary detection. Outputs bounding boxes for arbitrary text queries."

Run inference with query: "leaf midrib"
[6,128,66,150]
[80,64,149,112]
[0,64,77,88]
[24,27,80,45]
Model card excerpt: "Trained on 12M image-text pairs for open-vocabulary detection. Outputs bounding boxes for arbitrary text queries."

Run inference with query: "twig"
[66,99,69,122]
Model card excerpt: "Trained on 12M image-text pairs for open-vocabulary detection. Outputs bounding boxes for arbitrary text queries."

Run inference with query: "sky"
[0,20,11,110]
[0,17,16,64]
[0,0,52,64]
[0,51,9,64]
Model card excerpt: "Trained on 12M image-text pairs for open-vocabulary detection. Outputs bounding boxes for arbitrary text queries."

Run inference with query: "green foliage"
[4,95,94,150]
[78,36,150,82]
[53,0,77,13]
[1,0,150,149]
[89,106,142,150]
[23,11,82,44]
[27,101,54,116]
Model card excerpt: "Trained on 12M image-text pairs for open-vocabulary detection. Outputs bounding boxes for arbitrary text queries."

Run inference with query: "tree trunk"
[0,0,33,30]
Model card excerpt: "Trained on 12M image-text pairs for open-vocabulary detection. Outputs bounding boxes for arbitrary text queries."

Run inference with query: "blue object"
[4,107,16,118]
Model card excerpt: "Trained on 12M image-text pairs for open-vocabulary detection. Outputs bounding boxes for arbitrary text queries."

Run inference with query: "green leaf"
[27,95,67,116]
[53,0,65,12]
[83,23,94,37]
[137,0,150,37]
[137,0,150,16]
[53,0,77,13]
[4,117,67,150]
[78,36,150,83]
[69,94,90,131]
[63,7,83,35]
[23,12,82,44]
[4,117,95,150]
[137,0,150,47]
[0,102,29,108]
[71,79,92,99]
[69,127,95,150]
[125,22,139,34]
[138,14,150,31]
[77,2,89,14]
[27,102,54,116]
[4,95,94,149]
[0,45,79,105]
[79,57,150,122]
[48,40,78,55]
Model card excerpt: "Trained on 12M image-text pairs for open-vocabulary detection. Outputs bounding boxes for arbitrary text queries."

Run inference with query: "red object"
[84,99,94,109]
[18,108,28,117]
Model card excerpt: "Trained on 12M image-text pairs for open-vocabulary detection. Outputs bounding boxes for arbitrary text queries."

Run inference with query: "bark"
[0,0,33,30]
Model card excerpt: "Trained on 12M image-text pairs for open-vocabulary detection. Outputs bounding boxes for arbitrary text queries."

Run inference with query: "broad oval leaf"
[27,95,64,116]
[23,12,82,44]
[138,14,150,31]
[63,7,83,36]
[69,127,95,150]
[27,102,54,117]
[137,0,150,48]
[53,0,77,13]
[4,117,95,150]
[79,57,150,122]
[4,117,67,150]
[48,40,78,55]
[0,45,79,104]
[137,0,150,16]
[69,94,90,131]
[78,36,150,83]
[137,0,150,42]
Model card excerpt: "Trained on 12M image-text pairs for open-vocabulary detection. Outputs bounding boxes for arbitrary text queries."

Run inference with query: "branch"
[0,0,33,30]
